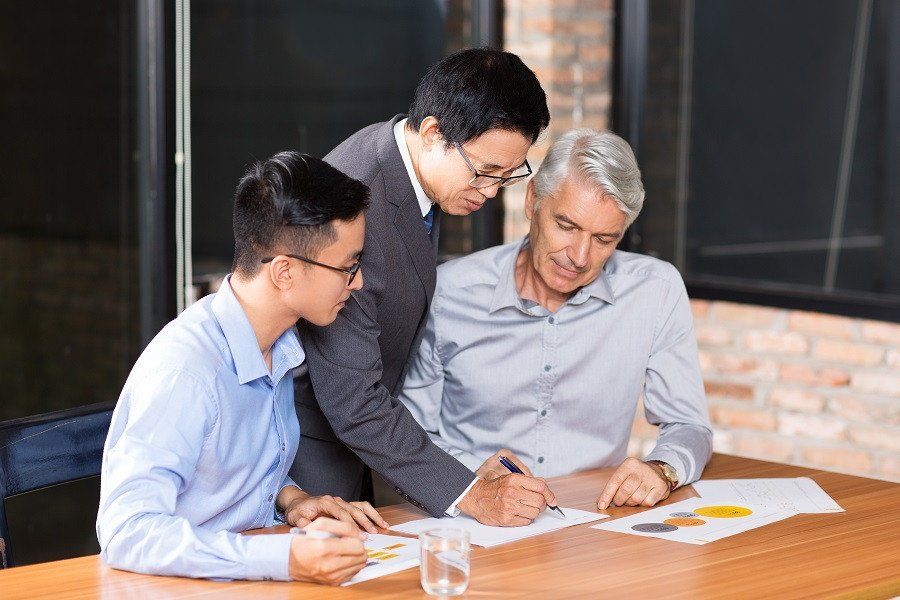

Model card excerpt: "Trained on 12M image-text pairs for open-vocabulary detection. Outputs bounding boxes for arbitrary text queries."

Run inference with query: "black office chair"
[0,403,113,568]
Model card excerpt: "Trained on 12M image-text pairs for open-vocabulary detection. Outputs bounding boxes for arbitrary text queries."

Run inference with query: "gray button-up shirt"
[399,238,712,486]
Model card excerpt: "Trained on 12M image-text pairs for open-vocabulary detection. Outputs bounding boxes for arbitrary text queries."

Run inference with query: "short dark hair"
[407,47,550,146]
[232,152,369,277]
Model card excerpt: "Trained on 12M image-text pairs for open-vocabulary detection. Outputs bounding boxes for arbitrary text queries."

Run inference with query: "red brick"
[710,353,779,380]
[827,395,900,426]
[733,434,794,462]
[768,388,825,413]
[697,349,713,373]
[579,43,612,63]
[847,426,900,452]
[788,311,858,340]
[690,297,711,320]
[801,445,872,473]
[583,92,612,112]
[812,339,883,366]
[713,302,781,327]
[711,406,776,430]
[777,413,846,441]
[850,371,900,397]
[695,325,731,346]
[780,363,850,387]
[861,320,900,345]
[704,381,754,401]
[744,331,808,355]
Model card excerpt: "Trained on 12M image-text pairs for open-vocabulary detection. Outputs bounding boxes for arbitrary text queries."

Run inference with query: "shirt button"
[548,316,555,324]
[544,364,551,371]
[538,456,545,464]
[267,494,274,502]
[540,409,547,417]
[281,443,285,452]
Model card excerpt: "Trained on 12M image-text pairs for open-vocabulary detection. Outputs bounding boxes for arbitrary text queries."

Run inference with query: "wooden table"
[2,454,898,599]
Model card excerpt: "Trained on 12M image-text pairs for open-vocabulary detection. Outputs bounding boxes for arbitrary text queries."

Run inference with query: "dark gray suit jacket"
[289,115,475,516]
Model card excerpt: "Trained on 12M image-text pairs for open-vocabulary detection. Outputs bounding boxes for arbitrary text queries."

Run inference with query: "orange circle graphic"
[663,517,706,527]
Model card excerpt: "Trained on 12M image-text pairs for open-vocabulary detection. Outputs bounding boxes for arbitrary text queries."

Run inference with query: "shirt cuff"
[444,477,479,517]
[243,533,293,581]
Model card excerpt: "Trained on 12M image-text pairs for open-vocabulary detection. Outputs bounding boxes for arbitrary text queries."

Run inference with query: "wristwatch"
[647,460,679,491]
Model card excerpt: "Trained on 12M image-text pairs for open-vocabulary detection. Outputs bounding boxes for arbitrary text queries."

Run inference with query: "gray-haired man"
[398,129,712,510]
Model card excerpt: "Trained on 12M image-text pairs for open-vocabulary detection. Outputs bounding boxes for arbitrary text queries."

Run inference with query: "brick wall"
[630,302,900,482]
[503,0,614,240]
[503,1,899,482]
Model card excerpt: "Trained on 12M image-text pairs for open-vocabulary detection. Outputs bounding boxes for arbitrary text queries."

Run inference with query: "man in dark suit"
[291,48,555,525]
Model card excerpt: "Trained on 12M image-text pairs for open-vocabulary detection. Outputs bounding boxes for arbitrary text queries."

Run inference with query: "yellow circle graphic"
[694,505,753,518]
[663,517,706,527]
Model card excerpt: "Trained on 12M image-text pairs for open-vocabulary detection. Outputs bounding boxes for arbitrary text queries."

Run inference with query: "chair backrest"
[0,403,113,568]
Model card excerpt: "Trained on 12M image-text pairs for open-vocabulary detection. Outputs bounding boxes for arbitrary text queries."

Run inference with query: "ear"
[524,179,537,222]
[267,256,294,291]
[418,116,444,151]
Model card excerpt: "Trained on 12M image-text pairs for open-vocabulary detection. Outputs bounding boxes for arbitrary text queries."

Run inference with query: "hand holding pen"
[499,456,566,518]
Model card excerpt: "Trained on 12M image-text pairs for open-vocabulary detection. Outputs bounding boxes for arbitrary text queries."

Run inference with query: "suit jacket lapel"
[376,115,437,303]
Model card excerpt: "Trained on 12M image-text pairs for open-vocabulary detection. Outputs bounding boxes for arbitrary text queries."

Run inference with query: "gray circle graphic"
[670,512,699,518]
[631,523,678,533]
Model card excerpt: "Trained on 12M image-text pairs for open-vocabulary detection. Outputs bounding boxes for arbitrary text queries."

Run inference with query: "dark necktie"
[423,205,435,234]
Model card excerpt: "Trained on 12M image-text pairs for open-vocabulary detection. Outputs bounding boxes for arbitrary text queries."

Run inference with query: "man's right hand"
[456,474,557,527]
[288,518,367,586]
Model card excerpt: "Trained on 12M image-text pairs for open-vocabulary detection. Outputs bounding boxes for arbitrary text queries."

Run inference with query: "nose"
[569,235,591,269]
[349,268,364,291]
[479,181,501,199]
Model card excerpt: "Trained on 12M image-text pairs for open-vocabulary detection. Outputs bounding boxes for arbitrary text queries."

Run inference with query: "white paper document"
[591,498,797,545]
[342,533,420,586]
[692,477,844,513]
[390,507,607,548]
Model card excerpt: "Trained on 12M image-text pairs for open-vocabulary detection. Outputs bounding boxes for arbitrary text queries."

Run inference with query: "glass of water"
[419,528,471,596]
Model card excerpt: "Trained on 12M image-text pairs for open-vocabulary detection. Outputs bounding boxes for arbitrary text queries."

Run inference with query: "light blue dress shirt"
[399,239,713,487]
[96,276,305,581]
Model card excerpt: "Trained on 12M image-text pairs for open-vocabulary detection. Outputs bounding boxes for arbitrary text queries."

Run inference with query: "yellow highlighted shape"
[663,517,706,527]
[694,505,752,518]
[383,543,406,550]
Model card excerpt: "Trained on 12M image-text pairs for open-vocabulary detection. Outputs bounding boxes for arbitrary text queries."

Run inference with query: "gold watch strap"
[647,460,678,491]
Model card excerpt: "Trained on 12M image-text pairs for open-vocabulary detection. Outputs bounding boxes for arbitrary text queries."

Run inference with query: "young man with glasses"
[97,153,389,584]
[291,48,558,527]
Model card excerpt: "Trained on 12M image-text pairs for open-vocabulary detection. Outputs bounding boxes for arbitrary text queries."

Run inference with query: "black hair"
[232,151,369,277]
[407,47,550,146]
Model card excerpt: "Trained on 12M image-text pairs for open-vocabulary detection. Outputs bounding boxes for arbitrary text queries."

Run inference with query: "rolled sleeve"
[642,273,713,486]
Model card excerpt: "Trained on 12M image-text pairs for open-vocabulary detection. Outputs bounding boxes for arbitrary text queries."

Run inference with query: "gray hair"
[531,128,645,227]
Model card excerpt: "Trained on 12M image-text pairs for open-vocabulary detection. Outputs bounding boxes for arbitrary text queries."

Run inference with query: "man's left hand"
[284,494,389,534]
[596,457,672,509]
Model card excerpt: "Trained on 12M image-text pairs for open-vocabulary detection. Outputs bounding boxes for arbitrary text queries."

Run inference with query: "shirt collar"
[394,117,434,218]
[489,237,616,313]
[211,276,305,385]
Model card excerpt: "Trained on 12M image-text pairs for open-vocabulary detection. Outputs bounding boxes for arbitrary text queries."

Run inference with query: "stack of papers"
[390,507,608,548]
[591,477,842,545]
[691,477,844,514]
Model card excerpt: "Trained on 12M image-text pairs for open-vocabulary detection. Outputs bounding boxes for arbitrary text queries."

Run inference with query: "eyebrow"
[467,150,526,174]
[553,213,622,238]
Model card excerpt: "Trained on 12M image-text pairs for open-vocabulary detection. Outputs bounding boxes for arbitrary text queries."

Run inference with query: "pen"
[289,527,340,539]
[498,455,566,517]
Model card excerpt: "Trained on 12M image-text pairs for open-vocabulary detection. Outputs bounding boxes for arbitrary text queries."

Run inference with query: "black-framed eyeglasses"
[260,254,361,285]
[454,142,532,189]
